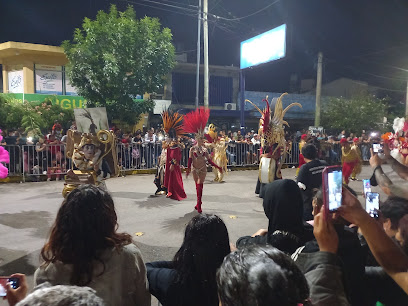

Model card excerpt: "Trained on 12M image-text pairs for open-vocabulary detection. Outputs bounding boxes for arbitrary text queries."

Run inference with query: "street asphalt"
[0,165,388,304]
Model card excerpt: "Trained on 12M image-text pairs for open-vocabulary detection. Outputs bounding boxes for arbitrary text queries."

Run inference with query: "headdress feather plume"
[161,110,184,138]
[182,107,210,136]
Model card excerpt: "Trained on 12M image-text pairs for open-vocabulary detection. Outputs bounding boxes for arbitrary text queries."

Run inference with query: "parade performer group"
[154,108,223,213]
[246,93,302,197]
[183,108,223,213]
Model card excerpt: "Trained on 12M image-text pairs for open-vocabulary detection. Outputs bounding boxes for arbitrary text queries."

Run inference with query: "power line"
[120,0,197,18]
[209,0,280,21]
[161,0,198,9]
[137,0,198,14]
[349,80,406,93]
[353,43,408,59]
[325,59,408,82]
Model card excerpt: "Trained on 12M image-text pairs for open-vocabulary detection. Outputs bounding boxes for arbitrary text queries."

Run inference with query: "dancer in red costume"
[340,138,360,185]
[296,134,308,177]
[162,111,187,201]
[183,108,222,213]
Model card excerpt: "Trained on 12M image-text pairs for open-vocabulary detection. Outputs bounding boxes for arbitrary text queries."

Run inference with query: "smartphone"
[362,179,371,196]
[372,143,383,153]
[366,192,380,219]
[0,277,19,297]
[322,166,343,213]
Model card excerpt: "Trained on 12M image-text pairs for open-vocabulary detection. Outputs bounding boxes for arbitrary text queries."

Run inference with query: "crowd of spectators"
[0,123,395,181]
[2,137,408,305]
[3,152,408,305]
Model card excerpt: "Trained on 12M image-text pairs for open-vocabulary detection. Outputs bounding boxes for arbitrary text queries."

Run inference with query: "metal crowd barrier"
[2,145,21,176]
[1,141,371,180]
[21,144,69,181]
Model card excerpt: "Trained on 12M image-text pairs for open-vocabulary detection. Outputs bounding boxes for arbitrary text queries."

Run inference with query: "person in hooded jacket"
[236,179,314,254]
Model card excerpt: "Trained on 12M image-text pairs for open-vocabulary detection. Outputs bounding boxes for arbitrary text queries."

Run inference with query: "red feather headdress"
[182,107,210,138]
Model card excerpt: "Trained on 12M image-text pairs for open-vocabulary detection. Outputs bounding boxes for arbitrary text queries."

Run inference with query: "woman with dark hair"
[34,184,150,306]
[237,179,314,254]
[219,207,349,306]
[146,214,231,306]
[217,246,311,306]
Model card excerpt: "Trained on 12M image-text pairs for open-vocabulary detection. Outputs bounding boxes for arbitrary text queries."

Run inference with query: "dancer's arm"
[206,152,222,172]
[370,154,408,199]
[338,187,408,294]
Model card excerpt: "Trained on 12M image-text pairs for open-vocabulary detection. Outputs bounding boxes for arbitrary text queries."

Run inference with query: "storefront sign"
[35,64,63,95]
[1,93,86,109]
[8,70,24,93]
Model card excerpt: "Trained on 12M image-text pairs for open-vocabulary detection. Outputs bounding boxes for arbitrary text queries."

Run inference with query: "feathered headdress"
[182,107,210,138]
[246,93,302,154]
[393,117,406,136]
[161,110,184,140]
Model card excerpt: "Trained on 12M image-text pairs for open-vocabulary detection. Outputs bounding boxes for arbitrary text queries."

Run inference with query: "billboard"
[240,24,286,69]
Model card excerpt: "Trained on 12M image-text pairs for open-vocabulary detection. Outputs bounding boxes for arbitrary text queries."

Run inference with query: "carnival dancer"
[340,138,360,184]
[184,108,223,213]
[162,111,186,201]
[245,93,302,197]
[154,141,168,195]
[350,137,362,181]
[212,138,228,182]
[206,124,228,182]
[296,134,308,177]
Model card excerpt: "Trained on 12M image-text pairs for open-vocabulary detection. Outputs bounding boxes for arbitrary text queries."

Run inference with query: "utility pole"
[195,0,202,108]
[315,52,323,126]
[406,79,408,119]
[203,0,209,107]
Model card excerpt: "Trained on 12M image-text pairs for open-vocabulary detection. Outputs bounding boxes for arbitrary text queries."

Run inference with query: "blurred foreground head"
[217,245,310,306]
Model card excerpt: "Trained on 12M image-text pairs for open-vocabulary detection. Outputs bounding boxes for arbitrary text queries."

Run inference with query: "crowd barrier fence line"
[1,141,372,181]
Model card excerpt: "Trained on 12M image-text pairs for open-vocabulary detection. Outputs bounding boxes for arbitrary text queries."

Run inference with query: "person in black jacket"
[146,214,231,306]
[237,179,314,254]
[297,143,327,220]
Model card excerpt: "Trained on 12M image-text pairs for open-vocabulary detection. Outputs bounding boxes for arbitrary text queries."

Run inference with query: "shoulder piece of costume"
[161,110,184,140]
[246,93,302,155]
[182,107,210,139]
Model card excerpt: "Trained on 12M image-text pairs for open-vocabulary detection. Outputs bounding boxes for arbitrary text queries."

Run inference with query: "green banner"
[1,93,86,109]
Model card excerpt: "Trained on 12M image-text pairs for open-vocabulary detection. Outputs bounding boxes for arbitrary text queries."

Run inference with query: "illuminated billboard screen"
[240,24,286,69]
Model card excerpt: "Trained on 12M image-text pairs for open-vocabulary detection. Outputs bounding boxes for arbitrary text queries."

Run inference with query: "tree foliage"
[321,93,389,133]
[0,95,74,138]
[62,5,175,124]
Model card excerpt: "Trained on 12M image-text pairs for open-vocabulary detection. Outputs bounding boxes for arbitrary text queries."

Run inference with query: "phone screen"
[0,277,19,297]
[363,179,371,196]
[328,169,343,211]
[373,143,383,153]
[366,192,380,218]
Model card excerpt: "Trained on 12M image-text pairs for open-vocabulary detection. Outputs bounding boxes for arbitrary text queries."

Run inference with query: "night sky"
[2,0,408,94]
